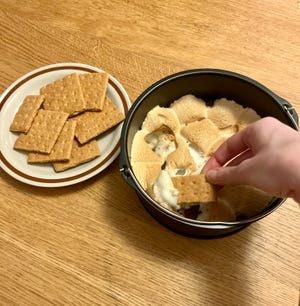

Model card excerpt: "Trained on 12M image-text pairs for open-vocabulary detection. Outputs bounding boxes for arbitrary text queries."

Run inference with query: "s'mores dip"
[130,95,272,222]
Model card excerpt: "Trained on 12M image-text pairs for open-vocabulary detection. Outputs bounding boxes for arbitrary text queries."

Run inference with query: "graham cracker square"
[41,74,85,116]
[79,72,108,111]
[131,161,162,190]
[53,139,100,172]
[171,174,216,204]
[208,98,244,129]
[27,120,76,163]
[14,109,68,153]
[130,130,164,164]
[10,95,44,133]
[170,95,207,124]
[72,96,124,144]
[181,119,220,155]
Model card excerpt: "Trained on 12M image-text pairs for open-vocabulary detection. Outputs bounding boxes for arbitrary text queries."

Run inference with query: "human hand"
[204,117,300,202]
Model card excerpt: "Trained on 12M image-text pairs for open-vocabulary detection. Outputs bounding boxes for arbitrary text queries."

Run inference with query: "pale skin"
[204,117,300,203]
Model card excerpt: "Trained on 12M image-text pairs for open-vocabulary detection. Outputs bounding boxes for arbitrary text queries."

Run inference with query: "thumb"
[205,165,247,186]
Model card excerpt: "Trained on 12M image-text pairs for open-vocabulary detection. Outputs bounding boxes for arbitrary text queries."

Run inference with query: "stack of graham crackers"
[11,73,125,172]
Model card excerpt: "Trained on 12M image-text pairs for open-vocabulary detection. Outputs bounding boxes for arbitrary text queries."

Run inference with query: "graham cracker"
[220,125,238,138]
[166,135,196,171]
[14,110,68,153]
[142,106,180,134]
[131,130,164,164]
[144,126,176,148]
[171,174,216,204]
[144,127,176,160]
[131,161,162,190]
[207,202,236,222]
[181,119,220,155]
[170,95,207,124]
[10,95,44,133]
[207,137,227,156]
[73,96,125,144]
[27,121,76,163]
[53,139,100,172]
[41,74,85,116]
[79,73,108,110]
[217,185,273,218]
[208,98,244,129]
[237,108,261,131]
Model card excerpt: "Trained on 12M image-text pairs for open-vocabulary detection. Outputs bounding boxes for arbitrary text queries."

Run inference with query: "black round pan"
[119,69,298,238]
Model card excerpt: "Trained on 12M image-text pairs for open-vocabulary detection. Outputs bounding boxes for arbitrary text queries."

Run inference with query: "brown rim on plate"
[0,65,129,183]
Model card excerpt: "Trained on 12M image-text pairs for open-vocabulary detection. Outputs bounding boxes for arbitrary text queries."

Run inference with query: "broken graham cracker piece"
[217,185,273,219]
[131,130,164,164]
[207,137,227,156]
[131,161,162,190]
[207,201,236,222]
[166,134,196,172]
[181,118,220,155]
[79,72,108,110]
[41,74,85,116]
[170,95,207,124]
[219,125,238,138]
[53,139,100,172]
[237,108,261,131]
[142,106,180,134]
[208,125,240,156]
[10,95,44,133]
[72,96,125,144]
[171,174,216,204]
[208,98,244,129]
[14,110,68,154]
[27,121,76,163]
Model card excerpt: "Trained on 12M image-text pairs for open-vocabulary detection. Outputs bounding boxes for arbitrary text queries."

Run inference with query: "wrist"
[278,143,300,201]
[283,146,300,203]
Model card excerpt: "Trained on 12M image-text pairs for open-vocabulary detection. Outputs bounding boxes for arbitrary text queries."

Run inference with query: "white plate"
[0,63,131,187]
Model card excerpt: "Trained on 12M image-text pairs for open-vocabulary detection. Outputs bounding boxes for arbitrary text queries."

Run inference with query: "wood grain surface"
[0,1,299,305]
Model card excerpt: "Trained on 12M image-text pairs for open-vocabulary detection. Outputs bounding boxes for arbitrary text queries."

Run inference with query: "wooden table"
[0,1,299,305]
